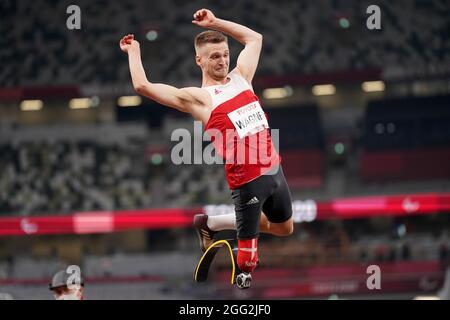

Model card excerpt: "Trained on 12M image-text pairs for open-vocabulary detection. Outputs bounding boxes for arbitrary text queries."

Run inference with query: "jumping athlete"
[120,8,294,284]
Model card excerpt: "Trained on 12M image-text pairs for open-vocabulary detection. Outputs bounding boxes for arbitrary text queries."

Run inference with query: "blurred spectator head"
[49,269,84,300]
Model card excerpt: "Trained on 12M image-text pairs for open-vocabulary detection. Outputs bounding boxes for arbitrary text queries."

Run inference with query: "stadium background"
[0,0,449,300]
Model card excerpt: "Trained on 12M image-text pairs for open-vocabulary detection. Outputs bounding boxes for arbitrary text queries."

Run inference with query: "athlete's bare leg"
[194,212,293,252]
[199,211,293,236]
[259,212,294,237]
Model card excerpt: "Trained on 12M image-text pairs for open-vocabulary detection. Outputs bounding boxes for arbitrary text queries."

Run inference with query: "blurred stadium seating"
[1,0,449,87]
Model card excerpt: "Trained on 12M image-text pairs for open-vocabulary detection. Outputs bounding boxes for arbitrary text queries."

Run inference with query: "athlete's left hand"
[119,34,140,53]
[192,9,217,28]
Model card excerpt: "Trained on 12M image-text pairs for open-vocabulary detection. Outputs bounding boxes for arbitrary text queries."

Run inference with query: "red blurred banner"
[0,193,449,236]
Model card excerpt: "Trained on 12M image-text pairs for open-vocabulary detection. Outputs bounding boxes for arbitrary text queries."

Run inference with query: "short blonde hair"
[194,30,228,51]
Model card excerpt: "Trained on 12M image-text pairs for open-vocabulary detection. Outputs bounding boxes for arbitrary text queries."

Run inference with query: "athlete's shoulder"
[181,86,212,107]
[181,86,209,99]
[228,68,242,79]
[229,68,254,92]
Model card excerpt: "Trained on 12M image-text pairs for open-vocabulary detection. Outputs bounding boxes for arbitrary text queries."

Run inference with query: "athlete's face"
[53,286,84,300]
[196,42,230,80]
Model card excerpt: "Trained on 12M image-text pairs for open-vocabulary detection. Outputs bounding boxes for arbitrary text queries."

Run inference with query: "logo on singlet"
[214,89,222,95]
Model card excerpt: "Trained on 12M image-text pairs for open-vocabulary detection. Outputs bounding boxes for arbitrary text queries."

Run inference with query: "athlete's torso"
[200,71,280,189]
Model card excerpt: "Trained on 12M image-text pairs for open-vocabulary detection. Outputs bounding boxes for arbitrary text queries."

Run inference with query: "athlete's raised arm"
[120,34,199,113]
[192,9,262,84]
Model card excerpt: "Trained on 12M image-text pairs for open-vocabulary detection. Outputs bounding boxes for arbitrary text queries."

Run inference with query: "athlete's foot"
[194,214,217,252]
[235,272,252,289]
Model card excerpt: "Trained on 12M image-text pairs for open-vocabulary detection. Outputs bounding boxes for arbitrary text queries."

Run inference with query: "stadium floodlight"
[312,84,336,96]
[146,30,158,41]
[362,81,385,92]
[69,98,93,109]
[20,100,43,111]
[262,86,293,99]
[118,95,142,107]
[413,296,440,300]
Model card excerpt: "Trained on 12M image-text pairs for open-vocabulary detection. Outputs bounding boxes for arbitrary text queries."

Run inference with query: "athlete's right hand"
[120,34,140,53]
[192,9,217,28]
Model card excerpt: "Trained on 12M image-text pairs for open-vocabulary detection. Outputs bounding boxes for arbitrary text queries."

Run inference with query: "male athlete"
[120,8,293,282]
[49,269,85,300]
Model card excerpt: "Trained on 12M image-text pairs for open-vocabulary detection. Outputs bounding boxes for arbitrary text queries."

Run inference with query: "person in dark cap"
[49,268,85,300]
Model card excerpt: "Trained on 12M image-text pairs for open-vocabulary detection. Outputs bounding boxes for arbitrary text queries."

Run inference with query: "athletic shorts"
[231,165,293,240]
